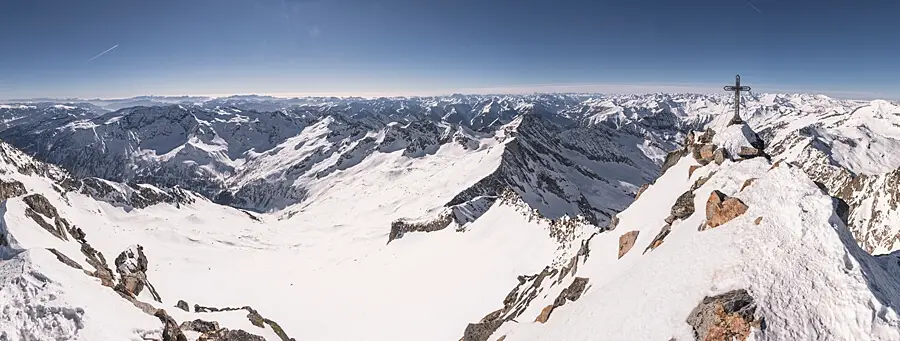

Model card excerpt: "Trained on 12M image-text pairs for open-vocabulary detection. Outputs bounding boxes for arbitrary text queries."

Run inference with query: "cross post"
[723,74,751,124]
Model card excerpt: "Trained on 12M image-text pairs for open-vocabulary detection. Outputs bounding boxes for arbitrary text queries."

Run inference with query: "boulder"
[754,217,763,225]
[713,148,727,165]
[618,231,639,259]
[705,191,749,230]
[176,300,190,312]
[535,305,555,323]
[671,191,695,219]
[686,289,760,341]
[740,178,757,191]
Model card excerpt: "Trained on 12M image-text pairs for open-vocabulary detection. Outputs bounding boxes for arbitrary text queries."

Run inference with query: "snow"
[0,132,563,340]
[497,155,900,341]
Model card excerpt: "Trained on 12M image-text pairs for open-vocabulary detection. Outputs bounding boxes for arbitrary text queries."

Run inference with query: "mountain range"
[2,92,900,340]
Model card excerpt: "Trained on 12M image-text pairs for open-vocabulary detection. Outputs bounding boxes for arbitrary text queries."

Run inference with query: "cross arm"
[724,86,752,91]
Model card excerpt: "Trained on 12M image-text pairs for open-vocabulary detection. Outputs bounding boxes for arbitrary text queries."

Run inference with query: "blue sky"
[1,0,898,99]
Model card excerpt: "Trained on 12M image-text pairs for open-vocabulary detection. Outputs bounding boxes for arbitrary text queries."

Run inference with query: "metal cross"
[723,74,751,124]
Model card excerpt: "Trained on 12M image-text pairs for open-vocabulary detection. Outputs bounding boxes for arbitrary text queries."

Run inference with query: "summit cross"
[723,74,751,124]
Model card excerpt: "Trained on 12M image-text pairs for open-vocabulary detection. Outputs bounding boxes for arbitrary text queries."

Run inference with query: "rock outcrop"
[686,289,761,341]
[23,193,70,241]
[114,245,162,302]
[705,191,749,230]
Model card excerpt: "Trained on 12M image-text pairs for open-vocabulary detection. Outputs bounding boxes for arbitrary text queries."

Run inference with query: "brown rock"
[695,144,717,165]
[618,231,639,259]
[535,304,555,323]
[689,165,702,178]
[754,217,763,225]
[713,148,727,165]
[740,178,757,191]
[635,183,650,200]
[705,191,749,230]
[496,336,507,341]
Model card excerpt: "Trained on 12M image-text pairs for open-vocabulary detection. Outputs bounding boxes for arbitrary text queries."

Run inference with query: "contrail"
[87,44,119,62]
[746,1,763,13]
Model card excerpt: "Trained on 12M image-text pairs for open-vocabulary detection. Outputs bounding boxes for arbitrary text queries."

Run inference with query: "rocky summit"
[2,93,900,341]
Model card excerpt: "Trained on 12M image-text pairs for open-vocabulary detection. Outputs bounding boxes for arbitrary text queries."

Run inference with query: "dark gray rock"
[713,148,727,165]
[48,248,82,270]
[671,191,695,219]
[660,149,686,176]
[0,179,26,200]
[553,277,589,307]
[686,289,759,341]
[179,319,220,334]
[22,193,59,218]
[217,329,266,341]
[462,320,502,341]
[175,300,190,312]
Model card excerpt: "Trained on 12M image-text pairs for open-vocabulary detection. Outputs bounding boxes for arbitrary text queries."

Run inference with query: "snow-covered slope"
[467,112,900,341]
